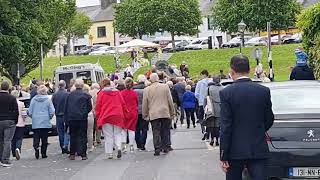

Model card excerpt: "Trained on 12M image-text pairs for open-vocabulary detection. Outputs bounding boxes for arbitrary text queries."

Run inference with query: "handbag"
[204,88,215,118]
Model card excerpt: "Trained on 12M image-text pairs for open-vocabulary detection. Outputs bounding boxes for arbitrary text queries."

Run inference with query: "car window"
[192,40,202,44]
[202,40,208,45]
[76,71,92,86]
[59,73,73,88]
[271,88,320,111]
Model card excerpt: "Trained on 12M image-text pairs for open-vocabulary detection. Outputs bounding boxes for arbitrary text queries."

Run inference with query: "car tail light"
[265,132,271,142]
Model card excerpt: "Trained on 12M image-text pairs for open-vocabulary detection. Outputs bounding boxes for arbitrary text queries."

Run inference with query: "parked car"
[75,45,105,56]
[245,37,268,47]
[18,96,57,137]
[283,33,303,44]
[163,40,189,52]
[89,46,116,55]
[271,34,290,45]
[185,38,211,50]
[222,37,241,48]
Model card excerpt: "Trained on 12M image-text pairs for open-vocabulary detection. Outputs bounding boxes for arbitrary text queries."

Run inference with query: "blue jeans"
[56,116,69,150]
[11,127,24,156]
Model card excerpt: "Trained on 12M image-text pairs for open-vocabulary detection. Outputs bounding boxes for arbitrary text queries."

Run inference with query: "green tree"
[212,0,301,40]
[155,0,202,51]
[64,12,92,55]
[297,3,320,78]
[113,0,157,39]
[0,0,76,84]
[114,0,202,52]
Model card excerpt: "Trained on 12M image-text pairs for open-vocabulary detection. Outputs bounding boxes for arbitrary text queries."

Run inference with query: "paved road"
[0,126,225,180]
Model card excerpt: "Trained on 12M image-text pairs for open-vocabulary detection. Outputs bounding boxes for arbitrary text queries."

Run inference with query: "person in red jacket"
[96,78,128,159]
[121,77,139,152]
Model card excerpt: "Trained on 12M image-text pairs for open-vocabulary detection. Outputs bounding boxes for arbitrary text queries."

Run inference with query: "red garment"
[121,89,138,131]
[146,70,152,79]
[95,89,128,129]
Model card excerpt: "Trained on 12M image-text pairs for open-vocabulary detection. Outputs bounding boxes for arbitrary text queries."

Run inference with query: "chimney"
[101,0,114,9]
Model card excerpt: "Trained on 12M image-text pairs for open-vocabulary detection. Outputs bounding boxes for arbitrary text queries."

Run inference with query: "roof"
[262,80,320,89]
[77,5,114,22]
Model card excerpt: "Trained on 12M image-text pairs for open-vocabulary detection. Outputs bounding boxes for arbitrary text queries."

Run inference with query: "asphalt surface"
[0,126,225,180]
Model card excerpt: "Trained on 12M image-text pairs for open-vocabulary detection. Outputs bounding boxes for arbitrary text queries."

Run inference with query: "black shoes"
[154,150,161,156]
[173,123,177,129]
[209,141,214,146]
[62,148,70,154]
[216,141,220,146]
[117,150,122,159]
[42,155,48,159]
[35,149,40,159]
[82,156,88,160]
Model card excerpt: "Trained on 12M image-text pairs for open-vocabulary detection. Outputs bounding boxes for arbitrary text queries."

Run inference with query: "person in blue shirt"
[182,85,196,129]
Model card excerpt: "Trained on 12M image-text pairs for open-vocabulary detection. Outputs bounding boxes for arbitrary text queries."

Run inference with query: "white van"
[54,63,105,88]
[184,37,215,50]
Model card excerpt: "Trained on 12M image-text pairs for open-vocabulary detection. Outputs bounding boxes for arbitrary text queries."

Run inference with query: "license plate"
[289,167,320,177]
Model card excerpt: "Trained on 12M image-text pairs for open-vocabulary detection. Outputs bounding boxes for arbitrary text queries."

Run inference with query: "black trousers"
[198,106,205,133]
[151,118,171,151]
[33,128,50,156]
[69,121,88,157]
[135,115,149,149]
[206,127,220,141]
[185,108,196,127]
[226,159,267,180]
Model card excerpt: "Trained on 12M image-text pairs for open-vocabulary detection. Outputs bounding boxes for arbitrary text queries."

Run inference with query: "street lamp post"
[238,20,246,54]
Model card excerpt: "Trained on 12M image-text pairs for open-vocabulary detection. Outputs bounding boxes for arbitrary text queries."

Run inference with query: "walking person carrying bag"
[203,76,223,146]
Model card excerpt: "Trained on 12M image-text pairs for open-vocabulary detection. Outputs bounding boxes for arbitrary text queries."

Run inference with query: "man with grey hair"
[52,80,70,154]
[64,79,92,160]
[173,76,186,125]
[0,81,18,167]
[133,75,148,151]
[143,73,175,156]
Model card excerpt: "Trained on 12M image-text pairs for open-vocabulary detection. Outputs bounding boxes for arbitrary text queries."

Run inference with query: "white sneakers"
[15,148,21,160]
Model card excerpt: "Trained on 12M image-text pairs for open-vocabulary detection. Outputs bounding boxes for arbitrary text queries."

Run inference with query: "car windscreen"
[191,40,202,45]
[271,87,320,113]
[76,71,92,86]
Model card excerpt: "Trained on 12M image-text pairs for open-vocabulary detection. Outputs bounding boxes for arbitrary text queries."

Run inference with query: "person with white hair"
[0,81,19,167]
[90,83,102,146]
[64,79,92,160]
[142,73,175,156]
[96,78,128,159]
[133,75,149,151]
[173,76,186,126]
[28,85,55,159]
[10,90,26,160]
[83,84,95,152]
[121,78,138,152]
[52,80,70,154]
[125,64,133,78]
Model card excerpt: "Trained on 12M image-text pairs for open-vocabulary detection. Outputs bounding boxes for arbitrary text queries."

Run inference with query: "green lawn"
[133,44,301,81]
[20,44,300,86]
[21,54,131,86]
[167,44,301,81]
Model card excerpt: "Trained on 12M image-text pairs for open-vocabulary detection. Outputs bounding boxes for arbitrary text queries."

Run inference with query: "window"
[76,71,92,86]
[59,73,74,88]
[97,26,106,38]
[202,39,209,45]
[95,71,104,84]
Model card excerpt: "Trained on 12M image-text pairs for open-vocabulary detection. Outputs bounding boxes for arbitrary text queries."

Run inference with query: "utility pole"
[40,43,44,81]
[267,22,274,81]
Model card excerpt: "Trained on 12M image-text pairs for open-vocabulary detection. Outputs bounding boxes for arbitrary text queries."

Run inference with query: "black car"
[263,81,320,179]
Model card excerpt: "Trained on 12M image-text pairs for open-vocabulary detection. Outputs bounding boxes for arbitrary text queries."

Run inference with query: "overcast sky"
[76,0,100,7]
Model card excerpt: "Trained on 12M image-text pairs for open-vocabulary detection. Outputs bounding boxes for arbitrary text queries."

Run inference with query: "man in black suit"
[220,55,274,180]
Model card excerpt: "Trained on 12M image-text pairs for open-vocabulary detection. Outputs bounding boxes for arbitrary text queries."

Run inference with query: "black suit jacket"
[219,78,274,161]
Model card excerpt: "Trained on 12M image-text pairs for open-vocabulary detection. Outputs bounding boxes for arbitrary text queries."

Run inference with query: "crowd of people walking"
[0,61,229,166]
